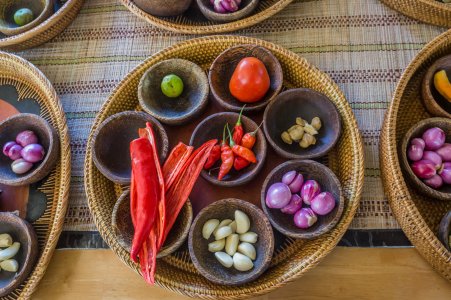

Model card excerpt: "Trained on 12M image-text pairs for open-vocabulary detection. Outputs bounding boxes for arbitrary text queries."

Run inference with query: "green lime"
[14,8,34,26]
[161,74,184,98]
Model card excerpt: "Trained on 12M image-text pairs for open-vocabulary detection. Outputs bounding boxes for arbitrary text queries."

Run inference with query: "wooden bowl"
[196,0,259,23]
[0,113,59,186]
[91,111,168,185]
[209,45,283,113]
[263,88,341,160]
[138,59,209,125]
[0,0,53,36]
[400,117,451,201]
[188,198,274,285]
[261,160,344,239]
[0,212,38,297]
[421,54,451,118]
[189,112,267,187]
[438,211,451,252]
[133,0,192,17]
[111,190,193,258]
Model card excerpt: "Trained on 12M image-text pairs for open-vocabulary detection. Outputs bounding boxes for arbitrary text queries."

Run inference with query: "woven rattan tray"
[380,0,451,28]
[0,52,71,298]
[120,0,293,34]
[380,30,451,281]
[0,0,85,51]
[85,35,364,298]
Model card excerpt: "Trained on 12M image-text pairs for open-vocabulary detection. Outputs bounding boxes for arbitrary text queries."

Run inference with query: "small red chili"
[204,144,221,169]
[241,121,263,149]
[232,105,246,145]
[227,124,257,163]
[218,125,234,181]
[234,156,250,171]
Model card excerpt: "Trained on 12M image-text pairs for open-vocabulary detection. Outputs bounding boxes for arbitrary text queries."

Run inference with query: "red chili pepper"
[163,142,193,190]
[241,121,262,149]
[227,124,257,163]
[232,105,246,145]
[204,144,221,169]
[218,125,234,181]
[234,156,250,171]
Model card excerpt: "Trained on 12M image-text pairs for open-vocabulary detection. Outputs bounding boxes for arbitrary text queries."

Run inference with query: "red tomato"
[229,57,270,103]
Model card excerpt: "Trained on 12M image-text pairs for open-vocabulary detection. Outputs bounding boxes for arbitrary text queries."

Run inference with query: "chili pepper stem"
[226,124,235,146]
[250,121,264,136]
[236,104,246,126]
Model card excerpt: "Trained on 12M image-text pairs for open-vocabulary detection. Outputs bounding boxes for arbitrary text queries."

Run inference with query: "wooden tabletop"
[33,247,450,299]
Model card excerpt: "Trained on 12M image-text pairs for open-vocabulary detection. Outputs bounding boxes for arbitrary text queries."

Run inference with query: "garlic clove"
[233,252,254,271]
[213,219,233,236]
[239,232,258,243]
[0,259,18,272]
[229,221,237,233]
[235,210,250,234]
[0,233,13,248]
[0,242,20,261]
[208,239,225,252]
[215,252,233,268]
[238,242,256,260]
[225,234,239,256]
[296,117,306,126]
[303,123,319,135]
[214,226,233,240]
[311,117,322,130]
[202,219,220,240]
[281,131,292,144]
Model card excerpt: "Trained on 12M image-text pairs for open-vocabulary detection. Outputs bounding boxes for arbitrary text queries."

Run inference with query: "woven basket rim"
[84,35,364,298]
[120,0,293,34]
[0,0,83,48]
[380,29,451,281]
[380,0,451,27]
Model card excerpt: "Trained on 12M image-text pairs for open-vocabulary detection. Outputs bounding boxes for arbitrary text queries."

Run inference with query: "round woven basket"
[0,52,71,298]
[84,35,364,299]
[380,0,451,28]
[380,29,451,281]
[120,0,293,34]
[0,0,85,51]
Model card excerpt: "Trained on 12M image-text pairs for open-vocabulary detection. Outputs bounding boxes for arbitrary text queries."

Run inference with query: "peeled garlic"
[208,239,225,252]
[0,259,18,272]
[225,234,239,256]
[235,210,250,234]
[215,252,233,268]
[281,131,292,144]
[303,123,319,135]
[311,117,322,130]
[202,219,219,240]
[0,233,13,248]
[296,117,306,126]
[214,226,232,240]
[233,253,254,272]
[0,242,20,261]
[213,219,233,236]
[229,221,237,233]
[238,242,256,260]
[239,232,258,244]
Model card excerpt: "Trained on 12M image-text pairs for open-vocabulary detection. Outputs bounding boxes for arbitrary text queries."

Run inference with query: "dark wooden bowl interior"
[0,212,38,297]
[196,0,259,23]
[188,198,274,285]
[263,88,341,160]
[421,54,451,118]
[91,111,168,185]
[400,118,451,200]
[438,211,451,251]
[111,190,193,258]
[261,160,344,239]
[0,113,58,186]
[133,0,192,17]
[189,112,266,187]
[209,45,283,112]
[138,59,209,125]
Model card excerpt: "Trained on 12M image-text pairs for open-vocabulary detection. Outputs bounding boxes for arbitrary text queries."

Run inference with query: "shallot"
[440,163,451,184]
[422,127,445,150]
[280,194,302,214]
[7,144,22,160]
[294,208,317,229]
[422,151,442,169]
[408,144,424,161]
[16,130,38,147]
[436,143,451,161]
[423,174,443,189]
[212,0,241,13]
[11,159,33,174]
[411,160,436,179]
[21,144,45,163]
[310,192,336,215]
[265,182,291,208]
[300,180,320,205]
[2,141,17,157]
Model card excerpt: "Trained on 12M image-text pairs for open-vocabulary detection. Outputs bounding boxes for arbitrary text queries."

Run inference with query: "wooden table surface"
[32,247,450,299]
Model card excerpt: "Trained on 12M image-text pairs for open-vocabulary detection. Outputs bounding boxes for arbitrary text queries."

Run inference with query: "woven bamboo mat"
[14,0,446,232]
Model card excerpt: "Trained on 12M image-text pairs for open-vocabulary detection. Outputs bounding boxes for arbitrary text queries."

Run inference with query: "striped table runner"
[16,0,446,233]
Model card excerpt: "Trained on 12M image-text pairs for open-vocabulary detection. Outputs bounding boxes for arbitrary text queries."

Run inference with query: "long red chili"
[227,124,257,163]
[163,142,193,190]
[232,105,246,145]
[218,125,234,181]
[204,144,221,169]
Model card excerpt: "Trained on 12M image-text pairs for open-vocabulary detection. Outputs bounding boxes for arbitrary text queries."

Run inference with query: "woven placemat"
[15,0,446,233]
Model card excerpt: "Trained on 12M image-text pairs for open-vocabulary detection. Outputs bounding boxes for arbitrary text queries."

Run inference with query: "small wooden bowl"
[438,211,451,252]
[133,0,192,17]
[0,113,59,186]
[196,0,259,23]
[263,88,341,160]
[209,45,283,113]
[138,59,209,125]
[261,160,344,239]
[111,190,193,258]
[421,54,451,119]
[400,118,451,201]
[188,198,274,285]
[189,112,267,187]
[91,111,168,185]
[0,212,38,297]
[0,0,53,36]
